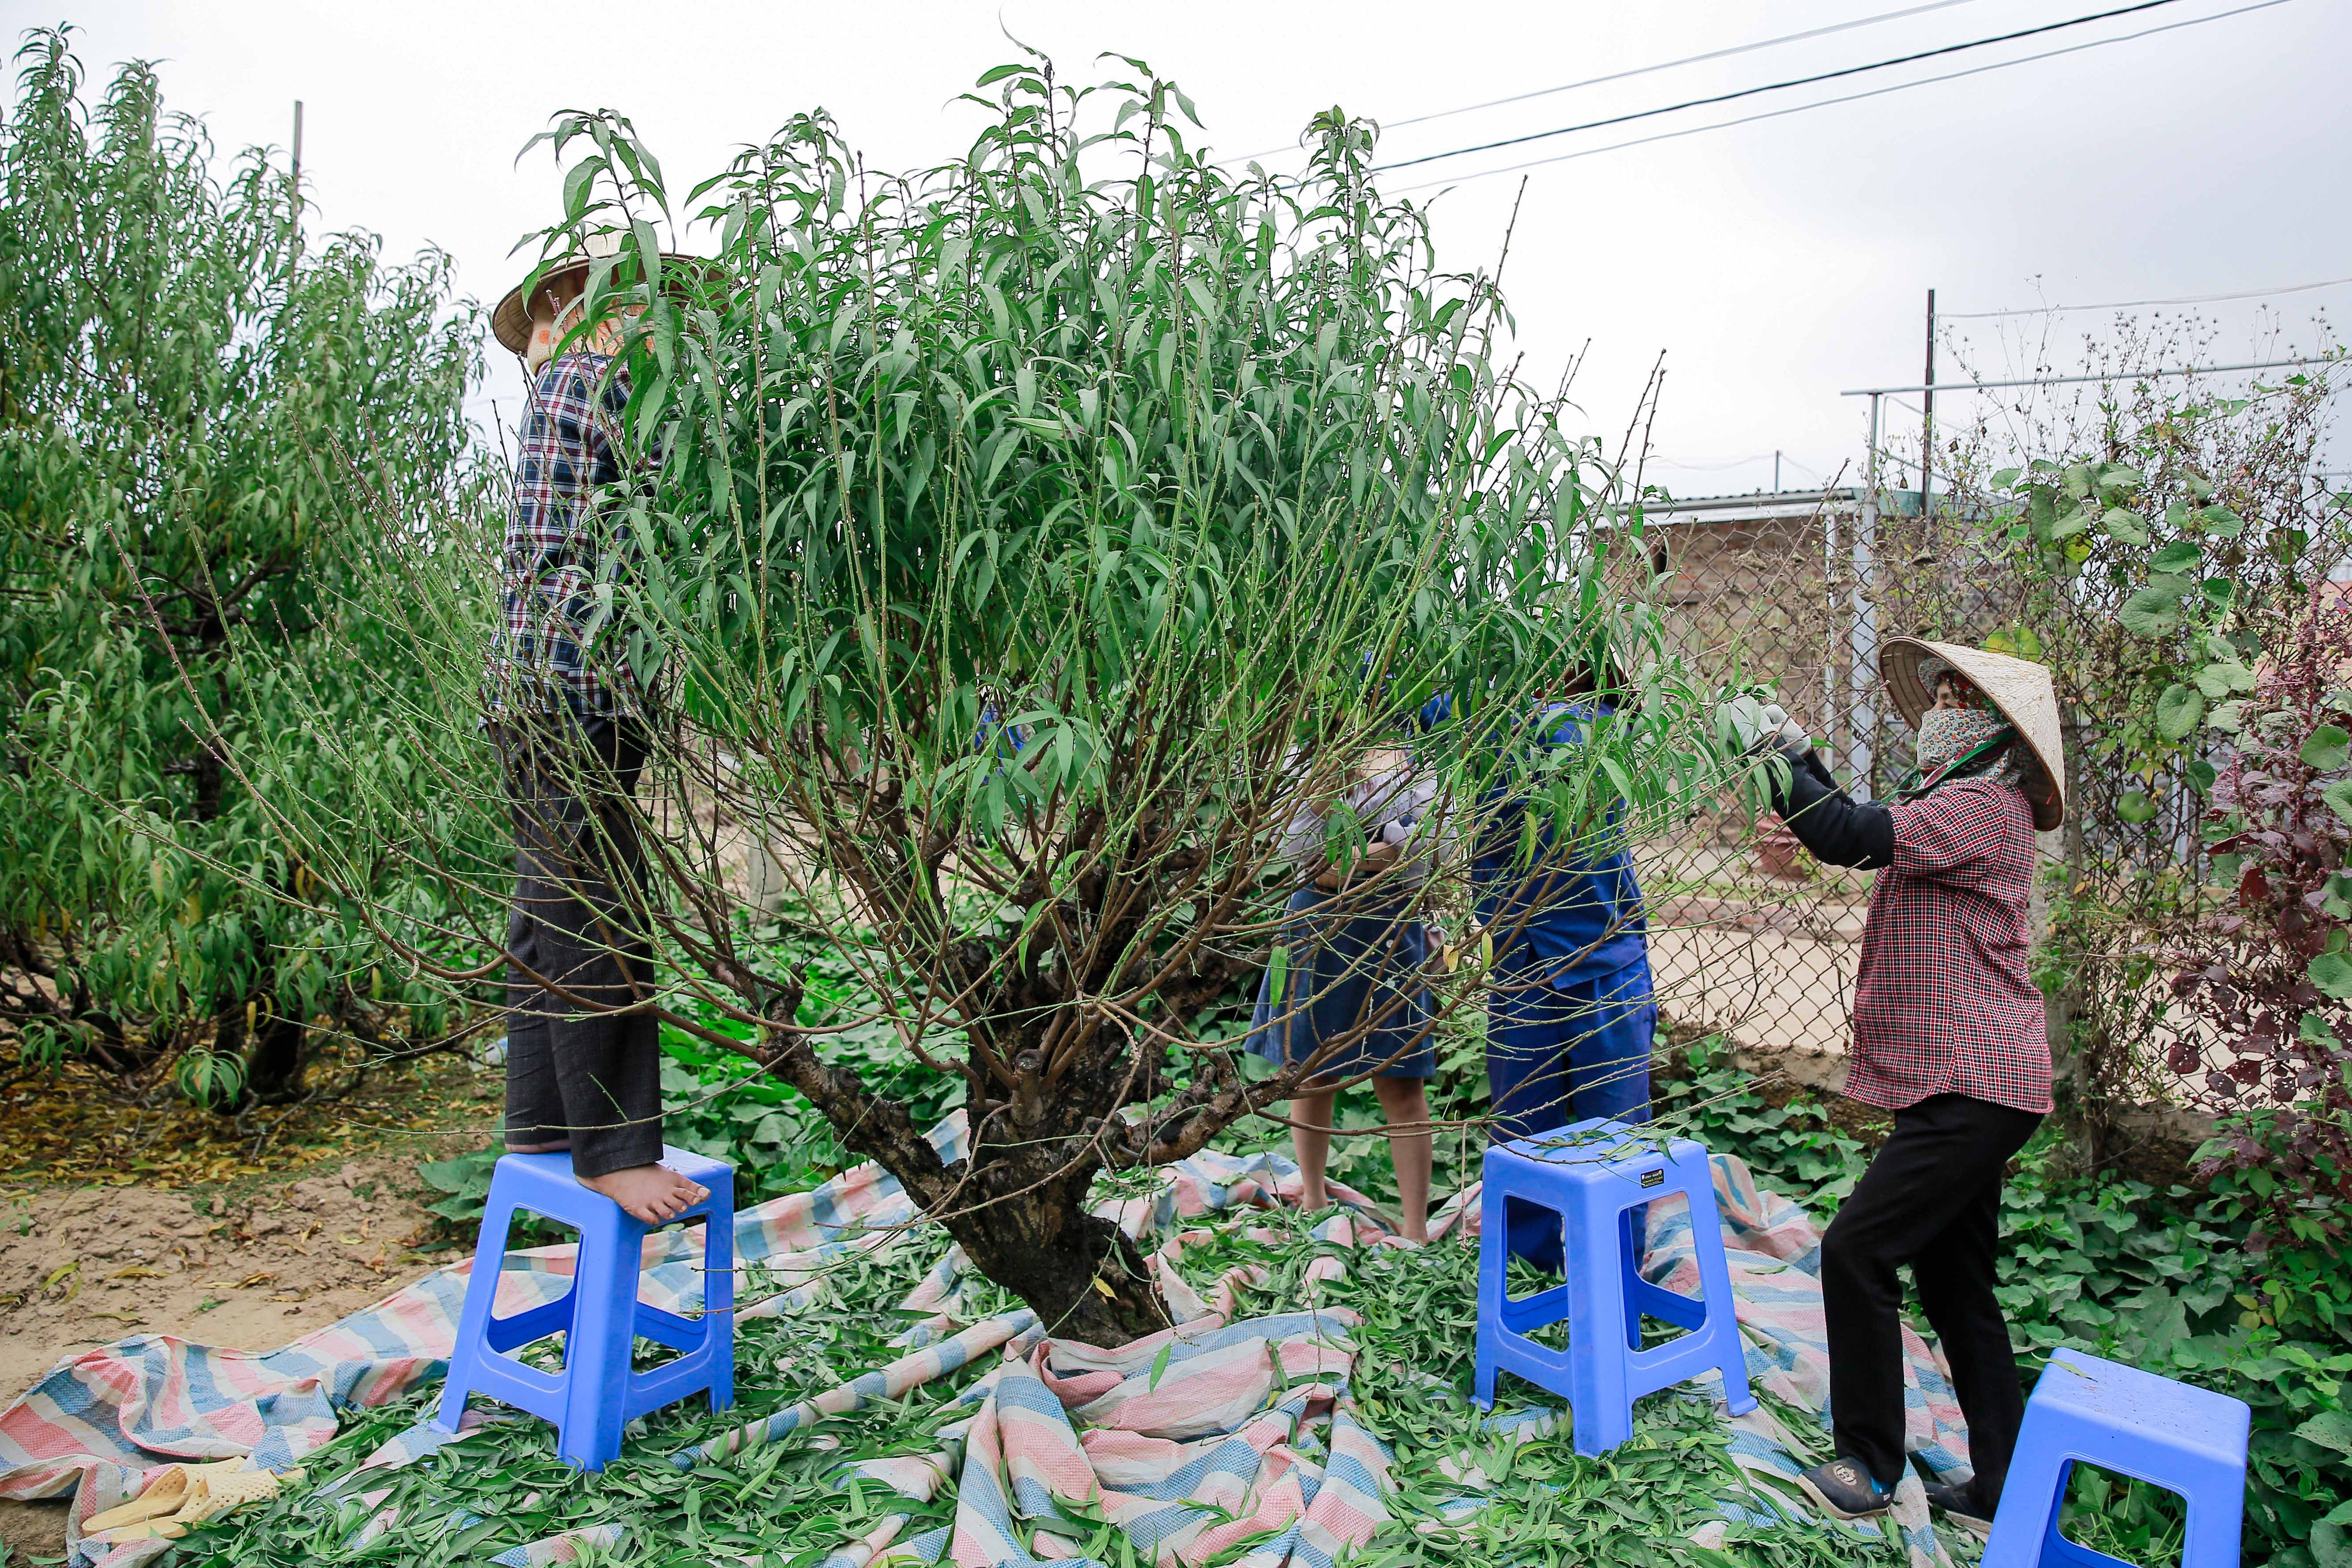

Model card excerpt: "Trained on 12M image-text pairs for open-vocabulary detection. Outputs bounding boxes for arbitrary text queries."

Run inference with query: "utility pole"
[1773,449,1782,492]
[290,100,304,241]
[1921,286,1936,513]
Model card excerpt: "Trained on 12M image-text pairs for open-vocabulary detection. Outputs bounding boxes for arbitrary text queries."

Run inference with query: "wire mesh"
[1631,490,1890,1087]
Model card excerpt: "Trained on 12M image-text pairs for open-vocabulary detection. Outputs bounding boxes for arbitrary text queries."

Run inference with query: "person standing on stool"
[1466,655,1656,1269]
[1752,639,2067,1530]
[1246,735,1442,1242]
[485,237,712,1225]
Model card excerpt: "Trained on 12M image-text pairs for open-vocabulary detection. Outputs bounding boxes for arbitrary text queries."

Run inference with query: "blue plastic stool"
[433,1145,735,1470]
[1474,1116,1755,1455]
[1983,1348,2248,1568]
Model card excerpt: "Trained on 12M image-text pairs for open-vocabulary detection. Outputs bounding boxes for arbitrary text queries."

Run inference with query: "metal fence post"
[1849,394,1881,798]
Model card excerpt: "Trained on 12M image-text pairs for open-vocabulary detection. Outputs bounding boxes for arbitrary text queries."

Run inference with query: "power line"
[1232,0,1986,160]
[1944,273,2352,318]
[1392,0,2289,194]
[1652,454,1779,471]
[1373,0,2190,175]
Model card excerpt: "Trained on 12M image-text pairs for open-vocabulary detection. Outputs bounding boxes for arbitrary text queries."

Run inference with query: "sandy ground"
[0,1154,445,1399]
[0,1154,461,1555]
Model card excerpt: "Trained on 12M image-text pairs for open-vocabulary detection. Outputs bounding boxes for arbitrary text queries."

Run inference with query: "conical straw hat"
[1880,636,2067,831]
[492,229,720,357]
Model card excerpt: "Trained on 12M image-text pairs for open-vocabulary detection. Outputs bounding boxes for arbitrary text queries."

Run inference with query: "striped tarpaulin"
[2,1117,1967,1568]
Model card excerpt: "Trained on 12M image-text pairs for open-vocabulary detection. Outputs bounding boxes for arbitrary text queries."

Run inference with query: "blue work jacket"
[1466,701,1648,983]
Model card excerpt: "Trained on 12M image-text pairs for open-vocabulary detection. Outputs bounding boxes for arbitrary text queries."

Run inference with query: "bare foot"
[579,1163,710,1225]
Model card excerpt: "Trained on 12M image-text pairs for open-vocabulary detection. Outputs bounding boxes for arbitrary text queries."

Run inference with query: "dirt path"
[0,1059,501,1555]
[0,1156,460,1554]
[0,1155,451,1402]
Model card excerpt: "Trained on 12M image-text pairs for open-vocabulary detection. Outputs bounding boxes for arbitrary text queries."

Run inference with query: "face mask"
[1915,705,2015,785]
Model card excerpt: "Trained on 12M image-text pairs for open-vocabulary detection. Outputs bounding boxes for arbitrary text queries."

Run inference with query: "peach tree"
[270,57,1720,1345]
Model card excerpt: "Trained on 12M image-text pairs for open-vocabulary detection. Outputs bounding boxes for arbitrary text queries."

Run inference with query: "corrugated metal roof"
[1638,487,1927,522]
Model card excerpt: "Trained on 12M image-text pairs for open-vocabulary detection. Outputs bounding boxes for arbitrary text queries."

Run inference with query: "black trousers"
[494,714,663,1178]
[1821,1091,2042,1508]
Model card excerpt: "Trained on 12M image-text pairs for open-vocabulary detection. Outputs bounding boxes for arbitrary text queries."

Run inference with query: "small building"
[1630,486,1927,798]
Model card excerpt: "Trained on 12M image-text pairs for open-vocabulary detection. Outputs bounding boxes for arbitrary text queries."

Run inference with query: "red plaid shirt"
[1848,777,2051,1114]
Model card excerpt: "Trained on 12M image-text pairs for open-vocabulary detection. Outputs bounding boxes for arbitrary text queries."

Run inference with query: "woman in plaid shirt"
[1758,638,2067,1532]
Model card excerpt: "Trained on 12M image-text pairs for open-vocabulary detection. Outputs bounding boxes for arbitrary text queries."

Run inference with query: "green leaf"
[2118,587,2183,638]
[417,1151,497,1195]
[1266,944,1289,1005]
[2049,506,2096,541]
[2310,952,2352,1002]
[2198,504,2244,538]
[2148,541,2201,573]
[2322,780,2352,825]
[2304,725,2351,773]
[2115,790,2157,825]
[2297,1410,2352,1456]
[2100,507,2148,545]
[2154,684,2204,742]
[2194,661,2253,699]
[1147,1340,1173,1390]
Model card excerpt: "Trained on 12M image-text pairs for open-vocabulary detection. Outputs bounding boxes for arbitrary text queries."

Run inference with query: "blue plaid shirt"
[486,351,633,716]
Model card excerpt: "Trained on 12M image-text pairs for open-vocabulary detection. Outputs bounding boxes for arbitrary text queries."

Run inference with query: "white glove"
[1716,696,1810,756]
[1760,704,1811,749]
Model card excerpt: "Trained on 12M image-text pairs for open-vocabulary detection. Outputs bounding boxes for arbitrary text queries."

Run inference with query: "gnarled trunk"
[942,1157,1170,1346]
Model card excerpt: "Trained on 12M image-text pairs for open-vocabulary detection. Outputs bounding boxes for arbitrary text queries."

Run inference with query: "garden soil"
[0,1057,502,1555]
[0,1156,457,1554]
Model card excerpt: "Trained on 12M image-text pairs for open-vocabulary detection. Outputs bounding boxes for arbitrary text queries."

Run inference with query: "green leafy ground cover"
[376,925,2346,1568]
[1655,1041,2352,1568]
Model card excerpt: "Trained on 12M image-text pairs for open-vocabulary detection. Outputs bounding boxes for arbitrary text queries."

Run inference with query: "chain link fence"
[1628,487,1899,1092]
[1632,424,2350,1153]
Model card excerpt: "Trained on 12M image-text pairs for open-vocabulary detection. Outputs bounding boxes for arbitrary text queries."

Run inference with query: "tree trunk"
[741,979,1181,1348]
[242,993,306,1103]
[942,1166,1172,1346]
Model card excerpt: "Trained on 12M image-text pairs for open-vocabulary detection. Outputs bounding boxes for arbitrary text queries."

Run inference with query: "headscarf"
[1900,662,2023,798]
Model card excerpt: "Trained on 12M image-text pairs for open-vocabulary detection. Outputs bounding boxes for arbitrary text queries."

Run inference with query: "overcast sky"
[14,0,2347,495]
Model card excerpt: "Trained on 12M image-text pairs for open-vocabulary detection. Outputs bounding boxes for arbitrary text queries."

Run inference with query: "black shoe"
[1923,1479,1994,1535]
[1798,1457,1893,1519]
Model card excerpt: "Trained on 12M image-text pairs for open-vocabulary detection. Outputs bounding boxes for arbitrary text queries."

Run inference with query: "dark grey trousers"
[494,714,663,1178]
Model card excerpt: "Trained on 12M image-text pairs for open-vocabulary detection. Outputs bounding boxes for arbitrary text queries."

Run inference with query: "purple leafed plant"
[2174,585,2352,1252]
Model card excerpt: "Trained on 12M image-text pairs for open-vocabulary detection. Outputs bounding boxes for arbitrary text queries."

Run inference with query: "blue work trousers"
[1486,953,1656,1269]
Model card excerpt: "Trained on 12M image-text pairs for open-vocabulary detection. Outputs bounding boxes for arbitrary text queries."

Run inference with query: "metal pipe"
[1824,482,1842,777]
[1851,394,1882,799]
[1841,354,2333,398]
[1921,287,1935,513]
